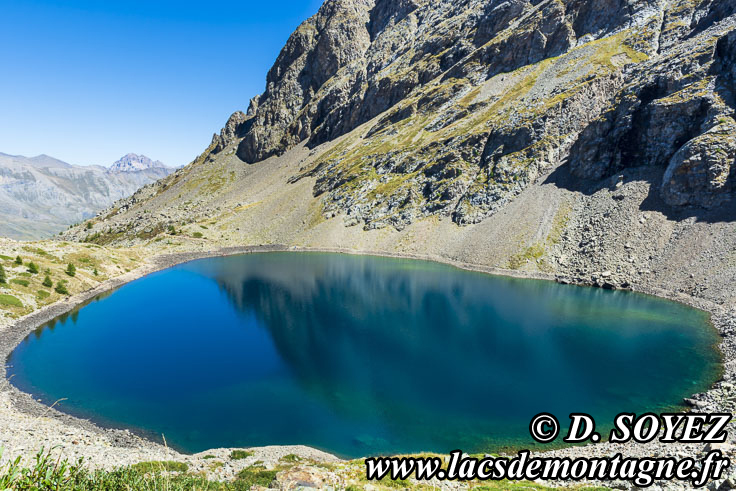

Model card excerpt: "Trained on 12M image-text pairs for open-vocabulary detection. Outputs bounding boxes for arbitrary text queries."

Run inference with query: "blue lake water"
[6,252,721,458]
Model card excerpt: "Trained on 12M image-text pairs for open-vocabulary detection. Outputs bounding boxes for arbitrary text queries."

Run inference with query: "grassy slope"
[0,448,609,490]
[0,238,147,326]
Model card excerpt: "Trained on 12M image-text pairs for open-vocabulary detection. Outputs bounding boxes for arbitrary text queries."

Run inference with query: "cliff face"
[235,0,652,164]
[201,0,736,231]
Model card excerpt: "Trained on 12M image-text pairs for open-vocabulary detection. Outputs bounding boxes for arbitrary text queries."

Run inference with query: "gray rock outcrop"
[199,0,736,231]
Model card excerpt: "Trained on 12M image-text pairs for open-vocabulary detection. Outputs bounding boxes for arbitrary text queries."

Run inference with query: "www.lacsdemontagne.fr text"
[365,449,730,487]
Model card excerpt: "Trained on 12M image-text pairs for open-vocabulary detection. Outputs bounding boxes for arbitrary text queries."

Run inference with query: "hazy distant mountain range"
[0,152,173,240]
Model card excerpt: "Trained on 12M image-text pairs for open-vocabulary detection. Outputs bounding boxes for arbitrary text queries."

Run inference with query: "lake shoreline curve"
[1,244,735,486]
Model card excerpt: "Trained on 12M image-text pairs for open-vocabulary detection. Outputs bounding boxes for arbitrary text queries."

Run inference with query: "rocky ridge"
[62,0,736,242]
[201,0,736,231]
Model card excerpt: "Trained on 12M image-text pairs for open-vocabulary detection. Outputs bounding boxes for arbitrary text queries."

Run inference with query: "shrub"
[37,290,50,300]
[27,262,39,274]
[0,449,217,490]
[236,465,278,488]
[11,279,29,287]
[229,450,253,460]
[14,256,22,265]
[66,263,76,277]
[0,294,22,308]
[0,264,5,284]
[55,281,69,295]
[42,275,53,287]
[192,232,204,239]
[84,232,101,243]
[86,222,93,230]
[93,268,99,276]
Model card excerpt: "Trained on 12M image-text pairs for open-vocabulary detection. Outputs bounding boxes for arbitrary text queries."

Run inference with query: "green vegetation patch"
[0,447,591,491]
[229,449,253,460]
[10,279,30,287]
[0,294,23,308]
[85,230,124,245]
[23,247,52,258]
[135,224,165,241]
[0,449,224,491]
[235,465,279,489]
[130,461,189,473]
[508,243,546,269]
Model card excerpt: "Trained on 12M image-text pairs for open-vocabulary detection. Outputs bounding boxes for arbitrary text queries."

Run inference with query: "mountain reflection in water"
[8,253,720,457]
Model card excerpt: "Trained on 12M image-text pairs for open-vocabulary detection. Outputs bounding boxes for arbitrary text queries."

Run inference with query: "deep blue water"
[6,253,721,458]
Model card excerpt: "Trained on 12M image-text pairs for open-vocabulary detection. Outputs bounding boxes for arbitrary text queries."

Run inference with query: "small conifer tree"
[0,264,6,284]
[42,275,53,288]
[27,262,39,274]
[65,263,76,277]
[55,281,69,295]
[14,256,22,265]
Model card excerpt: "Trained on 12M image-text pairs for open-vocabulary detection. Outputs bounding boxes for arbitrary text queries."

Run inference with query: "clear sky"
[0,0,324,167]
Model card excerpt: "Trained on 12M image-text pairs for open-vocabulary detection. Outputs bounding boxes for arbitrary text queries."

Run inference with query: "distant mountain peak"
[109,153,167,173]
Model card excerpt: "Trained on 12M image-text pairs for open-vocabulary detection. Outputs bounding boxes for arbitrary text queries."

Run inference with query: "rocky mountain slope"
[0,153,172,240]
[63,0,735,305]
[9,1,736,487]
[227,0,736,229]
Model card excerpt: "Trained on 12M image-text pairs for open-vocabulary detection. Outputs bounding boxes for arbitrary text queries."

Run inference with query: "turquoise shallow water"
[6,252,721,458]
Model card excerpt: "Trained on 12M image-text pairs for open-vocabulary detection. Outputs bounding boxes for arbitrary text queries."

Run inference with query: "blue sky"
[0,0,324,167]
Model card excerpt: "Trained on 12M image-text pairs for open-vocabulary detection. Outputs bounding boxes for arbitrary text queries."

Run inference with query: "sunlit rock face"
[199,0,736,230]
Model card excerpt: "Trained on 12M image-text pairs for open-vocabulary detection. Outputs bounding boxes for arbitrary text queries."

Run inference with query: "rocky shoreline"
[1,244,735,488]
